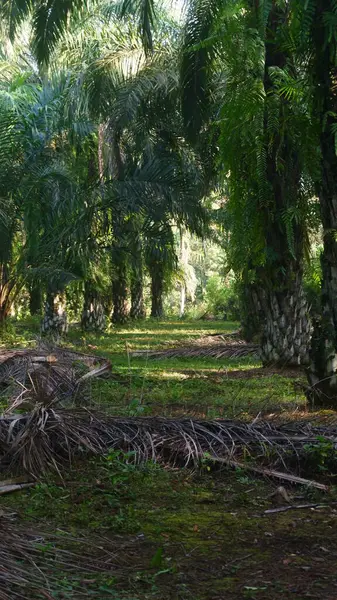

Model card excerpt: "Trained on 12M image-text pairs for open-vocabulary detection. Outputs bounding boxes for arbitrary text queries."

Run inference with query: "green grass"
[61,318,306,418]
[1,317,332,600]
[5,317,307,418]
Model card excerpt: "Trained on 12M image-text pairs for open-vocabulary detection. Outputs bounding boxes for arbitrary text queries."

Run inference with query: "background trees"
[2,0,337,404]
[0,1,208,328]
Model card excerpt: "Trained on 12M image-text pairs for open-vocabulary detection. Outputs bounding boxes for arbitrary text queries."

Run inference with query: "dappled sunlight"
[0,0,335,593]
[63,318,309,419]
[157,371,190,380]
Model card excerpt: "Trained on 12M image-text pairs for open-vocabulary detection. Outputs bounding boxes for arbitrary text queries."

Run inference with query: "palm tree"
[0,39,101,334]
[81,280,107,331]
[1,0,88,65]
[1,0,208,325]
[144,223,175,317]
[295,0,337,403]
[0,50,77,328]
[1,0,159,65]
[180,0,314,366]
[59,5,207,323]
[129,219,146,319]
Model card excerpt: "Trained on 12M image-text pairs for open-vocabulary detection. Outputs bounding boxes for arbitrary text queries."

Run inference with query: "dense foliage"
[1,0,337,403]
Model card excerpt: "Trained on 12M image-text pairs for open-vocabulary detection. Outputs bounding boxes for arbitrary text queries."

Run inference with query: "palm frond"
[32,0,90,65]
[121,0,157,54]
[0,0,32,40]
[180,0,229,141]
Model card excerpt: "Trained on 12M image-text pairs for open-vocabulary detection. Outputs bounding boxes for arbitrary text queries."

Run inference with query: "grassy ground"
[44,319,307,418]
[2,318,337,599]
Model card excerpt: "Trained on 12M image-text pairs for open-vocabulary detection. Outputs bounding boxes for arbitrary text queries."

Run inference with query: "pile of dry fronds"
[0,407,336,487]
[0,345,334,488]
[130,343,259,360]
[0,509,129,599]
[0,345,110,412]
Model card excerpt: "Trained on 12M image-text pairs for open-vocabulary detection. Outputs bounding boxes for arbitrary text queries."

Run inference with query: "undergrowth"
[1,318,336,600]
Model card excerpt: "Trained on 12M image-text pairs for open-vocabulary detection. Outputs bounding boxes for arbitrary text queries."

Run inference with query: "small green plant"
[303,435,336,473]
[127,397,146,416]
[198,451,212,473]
[103,450,138,484]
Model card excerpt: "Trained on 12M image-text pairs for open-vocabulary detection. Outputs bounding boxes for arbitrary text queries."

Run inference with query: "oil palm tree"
[0,0,159,65]
[293,0,337,403]
[56,4,207,324]
[179,0,315,366]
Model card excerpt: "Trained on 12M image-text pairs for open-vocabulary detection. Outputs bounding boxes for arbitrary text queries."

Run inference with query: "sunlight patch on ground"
[159,371,190,380]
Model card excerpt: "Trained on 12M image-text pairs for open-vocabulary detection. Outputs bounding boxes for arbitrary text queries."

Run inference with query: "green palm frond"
[32,0,90,65]
[180,0,223,141]
[0,0,32,40]
[109,58,178,128]
[121,0,157,54]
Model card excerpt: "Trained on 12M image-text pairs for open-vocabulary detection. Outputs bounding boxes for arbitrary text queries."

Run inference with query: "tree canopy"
[0,0,337,404]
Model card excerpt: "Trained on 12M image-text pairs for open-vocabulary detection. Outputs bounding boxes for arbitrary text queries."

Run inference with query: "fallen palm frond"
[0,483,35,495]
[1,408,337,486]
[0,512,133,600]
[264,502,337,514]
[211,457,329,490]
[196,331,244,345]
[0,345,111,411]
[0,476,35,495]
[130,343,259,360]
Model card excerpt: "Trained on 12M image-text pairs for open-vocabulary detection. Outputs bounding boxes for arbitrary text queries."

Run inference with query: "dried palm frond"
[0,512,130,599]
[130,343,259,360]
[0,345,110,411]
[1,408,336,481]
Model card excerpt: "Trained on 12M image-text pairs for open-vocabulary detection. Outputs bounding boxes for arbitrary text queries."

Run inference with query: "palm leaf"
[121,0,157,54]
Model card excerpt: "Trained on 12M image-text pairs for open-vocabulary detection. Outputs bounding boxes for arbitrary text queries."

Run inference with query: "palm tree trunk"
[112,262,129,324]
[179,284,186,318]
[150,268,164,318]
[0,294,10,323]
[240,282,263,342]
[179,229,187,318]
[41,289,68,336]
[0,265,13,324]
[81,282,106,331]
[29,285,42,316]
[105,128,130,326]
[256,276,310,366]
[255,1,311,366]
[130,237,146,320]
[130,277,146,319]
[307,1,337,404]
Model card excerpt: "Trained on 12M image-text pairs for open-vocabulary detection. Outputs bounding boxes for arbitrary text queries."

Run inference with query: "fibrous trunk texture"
[111,262,129,324]
[29,285,42,316]
[107,128,130,326]
[179,229,187,318]
[150,269,164,318]
[41,290,68,337]
[254,278,311,366]
[81,283,106,332]
[307,0,337,404]
[254,3,311,366]
[180,284,186,319]
[130,278,145,319]
[0,264,13,324]
[240,283,263,343]
[130,237,146,320]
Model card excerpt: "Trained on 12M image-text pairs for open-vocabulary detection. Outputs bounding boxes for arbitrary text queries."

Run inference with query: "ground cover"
[1,319,336,600]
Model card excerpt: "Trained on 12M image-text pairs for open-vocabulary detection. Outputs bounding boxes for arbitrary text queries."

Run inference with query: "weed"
[303,435,337,474]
